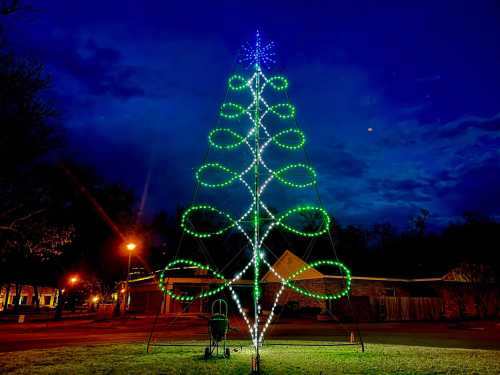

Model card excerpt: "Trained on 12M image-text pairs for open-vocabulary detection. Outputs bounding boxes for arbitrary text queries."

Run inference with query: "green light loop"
[195,162,239,188]
[267,76,289,91]
[284,260,351,300]
[269,103,296,119]
[181,204,236,238]
[272,128,305,150]
[158,259,228,300]
[208,128,246,150]
[220,102,246,120]
[276,205,330,237]
[228,75,248,91]
[273,163,316,188]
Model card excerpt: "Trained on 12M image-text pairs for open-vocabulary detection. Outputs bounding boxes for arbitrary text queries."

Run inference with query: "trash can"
[96,304,114,320]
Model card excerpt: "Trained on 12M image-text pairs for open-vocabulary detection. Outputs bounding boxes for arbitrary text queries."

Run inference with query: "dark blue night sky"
[4,1,500,228]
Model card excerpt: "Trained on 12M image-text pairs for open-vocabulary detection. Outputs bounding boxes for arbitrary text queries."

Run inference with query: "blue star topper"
[239,30,276,70]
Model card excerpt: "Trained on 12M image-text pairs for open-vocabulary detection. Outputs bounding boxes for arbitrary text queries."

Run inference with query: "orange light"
[92,296,99,303]
[120,288,126,294]
[69,275,79,285]
[126,242,137,251]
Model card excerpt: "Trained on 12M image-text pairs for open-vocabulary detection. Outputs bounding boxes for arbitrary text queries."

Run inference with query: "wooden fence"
[376,296,442,321]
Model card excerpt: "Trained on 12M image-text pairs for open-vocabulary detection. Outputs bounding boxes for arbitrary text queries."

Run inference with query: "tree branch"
[9,208,46,228]
[0,225,19,233]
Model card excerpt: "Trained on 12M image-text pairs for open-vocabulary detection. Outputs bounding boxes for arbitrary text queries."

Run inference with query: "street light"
[68,275,79,286]
[126,241,137,283]
[124,241,137,312]
[66,274,80,314]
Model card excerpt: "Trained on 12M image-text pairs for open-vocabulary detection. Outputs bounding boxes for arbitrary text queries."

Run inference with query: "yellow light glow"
[126,242,137,251]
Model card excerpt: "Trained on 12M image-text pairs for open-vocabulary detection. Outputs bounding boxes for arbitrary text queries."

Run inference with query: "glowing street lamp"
[124,240,138,311]
[126,242,137,283]
[68,275,79,286]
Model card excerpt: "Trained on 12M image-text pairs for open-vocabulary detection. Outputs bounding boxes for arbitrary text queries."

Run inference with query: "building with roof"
[126,250,498,321]
[0,284,59,312]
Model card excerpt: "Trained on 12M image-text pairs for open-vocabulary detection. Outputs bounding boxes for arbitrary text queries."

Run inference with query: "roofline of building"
[129,275,253,285]
[129,273,447,284]
[324,275,443,282]
[127,251,465,285]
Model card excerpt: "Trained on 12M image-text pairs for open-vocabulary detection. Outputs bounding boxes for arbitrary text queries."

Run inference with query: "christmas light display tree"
[158,31,352,366]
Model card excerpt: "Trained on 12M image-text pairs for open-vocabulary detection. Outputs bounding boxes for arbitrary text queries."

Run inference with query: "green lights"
[196,162,238,188]
[181,204,235,238]
[172,67,350,348]
[274,163,316,188]
[228,74,248,91]
[269,103,296,119]
[220,102,246,119]
[276,205,330,237]
[254,260,261,300]
[208,128,246,150]
[284,260,351,299]
[272,128,305,150]
[159,259,228,300]
[267,75,289,91]
[158,258,351,301]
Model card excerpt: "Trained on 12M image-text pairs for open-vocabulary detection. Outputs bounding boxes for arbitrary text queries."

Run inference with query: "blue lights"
[239,30,276,70]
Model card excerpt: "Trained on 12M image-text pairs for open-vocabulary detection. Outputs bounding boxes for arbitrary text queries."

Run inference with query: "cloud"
[434,157,500,215]
[11,30,145,99]
[313,146,368,179]
[6,3,500,229]
[416,75,441,83]
[61,37,144,98]
[368,178,433,203]
[433,114,500,139]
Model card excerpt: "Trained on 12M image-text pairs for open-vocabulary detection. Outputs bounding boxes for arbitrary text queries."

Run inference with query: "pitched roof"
[261,250,453,283]
[261,250,324,282]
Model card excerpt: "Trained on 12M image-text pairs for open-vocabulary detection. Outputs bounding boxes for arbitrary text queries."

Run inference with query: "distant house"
[0,284,59,312]
[262,250,443,321]
[126,250,498,321]
[263,250,498,320]
[126,268,251,315]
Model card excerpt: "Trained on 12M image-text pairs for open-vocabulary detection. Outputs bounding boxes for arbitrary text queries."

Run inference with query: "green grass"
[1,341,499,374]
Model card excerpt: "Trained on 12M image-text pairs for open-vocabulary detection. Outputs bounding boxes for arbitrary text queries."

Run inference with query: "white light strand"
[208,68,295,347]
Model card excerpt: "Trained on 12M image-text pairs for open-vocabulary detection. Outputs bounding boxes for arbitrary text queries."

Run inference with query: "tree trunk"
[54,287,64,320]
[3,284,10,313]
[13,282,21,314]
[114,296,121,317]
[33,285,40,313]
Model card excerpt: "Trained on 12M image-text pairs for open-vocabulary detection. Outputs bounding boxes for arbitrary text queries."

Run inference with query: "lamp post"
[124,242,137,311]
[67,274,79,312]
[69,275,79,286]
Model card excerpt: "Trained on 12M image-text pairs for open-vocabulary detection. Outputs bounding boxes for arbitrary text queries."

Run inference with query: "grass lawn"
[1,341,499,374]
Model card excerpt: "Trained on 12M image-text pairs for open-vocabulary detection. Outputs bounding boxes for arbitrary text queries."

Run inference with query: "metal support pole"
[125,251,132,311]
[253,63,261,366]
